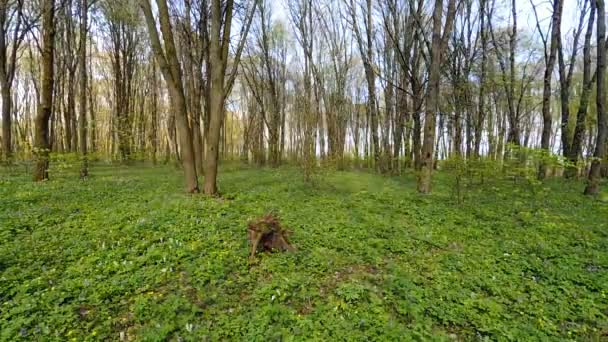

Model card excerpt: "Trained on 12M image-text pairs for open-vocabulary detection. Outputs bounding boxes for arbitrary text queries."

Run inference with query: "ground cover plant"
[1,163,607,341]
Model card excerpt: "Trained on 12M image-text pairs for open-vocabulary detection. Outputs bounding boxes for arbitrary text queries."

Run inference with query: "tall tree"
[33,0,56,181]
[242,0,286,167]
[536,0,563,179]
[78,0,88,177]
[180,0,204,173]
[568,0,596,177]
[417,0,457,193]
[61,0,78,152]
[317,0,351,167]
[203,0,257,195]
[489,0,521,146]
[346,0,381,170]
[557,1,586,162]
[0,0,28,162]
[105,0,140,161]
[475,0,488,158]
[140,0,199,193]
[585,0,607,195]
[289,0,316,181]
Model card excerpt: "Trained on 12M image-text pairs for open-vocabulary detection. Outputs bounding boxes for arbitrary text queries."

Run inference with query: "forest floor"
[1,163,607,341]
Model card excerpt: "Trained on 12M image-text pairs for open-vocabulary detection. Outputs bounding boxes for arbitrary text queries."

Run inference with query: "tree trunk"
[585,0,607,195]
[78,0,88,177]
[141,0,198,192]
[149,61,158,164]
[475,0,488,158]
[418,0,456,193]
[1,85,11,161]
[539,0,563,179]
[34,0,56,181]
[203,0,226,195]
[568,1,596,178]
[412,81,422,170]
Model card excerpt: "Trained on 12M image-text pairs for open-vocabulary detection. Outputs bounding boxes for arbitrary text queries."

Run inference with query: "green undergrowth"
[1,163,607,341]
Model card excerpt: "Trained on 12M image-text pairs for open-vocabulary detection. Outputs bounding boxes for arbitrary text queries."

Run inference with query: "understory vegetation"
[1,163,606,341]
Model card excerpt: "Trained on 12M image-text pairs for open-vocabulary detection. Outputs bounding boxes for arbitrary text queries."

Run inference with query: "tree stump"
[247,213,295,261]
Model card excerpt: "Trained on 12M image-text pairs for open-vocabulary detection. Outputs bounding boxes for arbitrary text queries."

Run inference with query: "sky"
[268,0,584,41]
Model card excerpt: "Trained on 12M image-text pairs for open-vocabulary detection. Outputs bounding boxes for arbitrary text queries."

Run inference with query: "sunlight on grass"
[1,164,607,340]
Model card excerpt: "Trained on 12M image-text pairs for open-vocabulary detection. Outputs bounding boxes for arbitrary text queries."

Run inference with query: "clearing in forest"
[0,165,607,340]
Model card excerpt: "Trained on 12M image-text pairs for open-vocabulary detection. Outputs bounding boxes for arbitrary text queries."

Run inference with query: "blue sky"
[269,0,584,41]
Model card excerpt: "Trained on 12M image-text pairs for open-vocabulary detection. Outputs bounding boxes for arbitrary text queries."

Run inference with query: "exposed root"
[247,213,295,261]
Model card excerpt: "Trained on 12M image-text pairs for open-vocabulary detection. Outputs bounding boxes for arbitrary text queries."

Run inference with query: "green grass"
[1,163,607,341]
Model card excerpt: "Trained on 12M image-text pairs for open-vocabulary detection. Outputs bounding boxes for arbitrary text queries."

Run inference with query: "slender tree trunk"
[539,0,563,179]
[1,85,11,161]
[149,61,158,164]
[78,0,88,177]
[203,0,227,195]
[0,0,21,163]
[203,0,255,193]
[412,83,422,170]
[88,42,96,154]
[34,0,56,181]
[67,71,77,152]
[141,0,198,192]
[558,0,587,173]
[475,0,488,158]
[418,0,456,193]
[585,0,607,195]
[568,1,596,178]
[393,73,407,172]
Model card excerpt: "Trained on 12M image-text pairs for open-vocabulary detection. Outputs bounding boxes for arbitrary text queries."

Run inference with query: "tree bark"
[203,0,226,195]
[585,0,607,195]
[347,0,380,170]
[140,0,199,193]
[568,1,596,178]
[78,0,88,177]
[475,0,488,158]
[417,0,456,193]
[0,0,25,163]
[1,85,11,161]
[34,0,56,181]
[203,0,256,195]
[539,0,563,179]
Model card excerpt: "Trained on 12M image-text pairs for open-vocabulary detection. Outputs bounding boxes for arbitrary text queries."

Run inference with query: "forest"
[0,0,607,340]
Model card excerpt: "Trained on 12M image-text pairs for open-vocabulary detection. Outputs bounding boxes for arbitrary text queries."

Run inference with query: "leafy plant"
[0,163,606,340]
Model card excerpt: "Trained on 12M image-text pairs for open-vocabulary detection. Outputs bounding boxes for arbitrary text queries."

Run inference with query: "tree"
[569,0,596,177]
[203,0,257,195]
[475,0,489,158]
[345,0,381,170]
[60,0,78,153]
[78,0,88,177]
[178,0,204,172]
[288,0,317,181]
[104,0,141,161]
[140,0,199,193]
[489,0,521,146]
[317,0,351,168]
[557,1,586,163]
[417,0,457,193]
[535,0,563,179]
[585,0,607,195]
[241,0,287,167]
[0,0,28,162]
[33,0,56,181]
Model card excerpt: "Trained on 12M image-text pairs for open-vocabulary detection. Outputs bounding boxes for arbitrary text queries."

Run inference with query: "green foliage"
[0,164,606,340]
[442,145,586,204]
